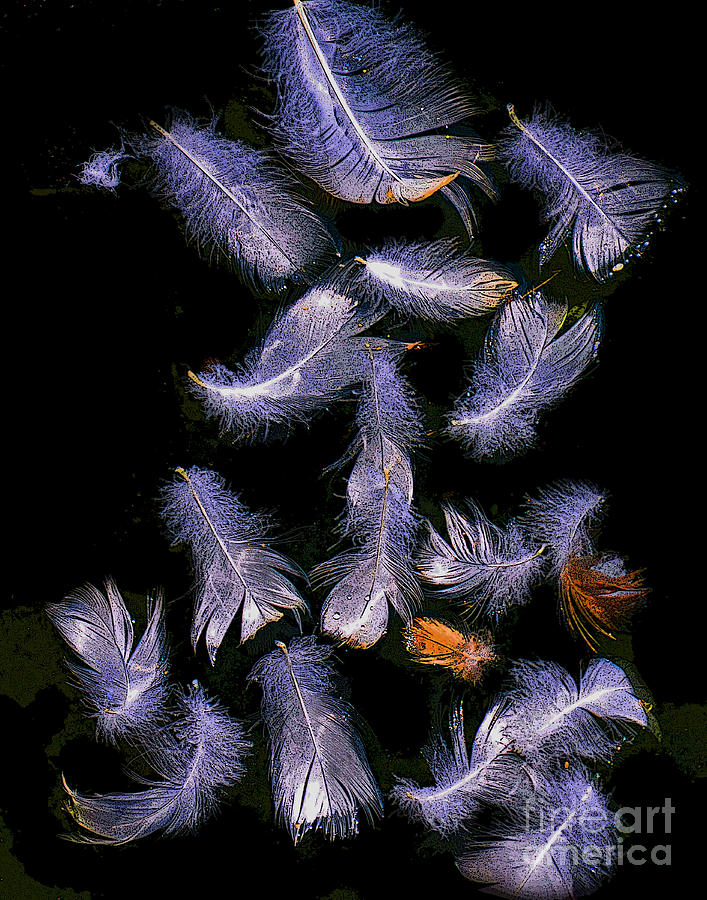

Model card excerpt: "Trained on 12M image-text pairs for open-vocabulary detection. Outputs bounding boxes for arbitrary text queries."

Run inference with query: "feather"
[160,466,308,663]
[348,239,517,322]
[499,104,686,282]
[500,658,648,764]
[248,636,383,843]
[521,481,646,648]
[391,701,529,834]
[457,765,617,898]
[129,109,340,291]
[402,617,495,683]
[446,290,602,461]
[62,682,251,843]
[260,0,496,235]
[78,145,128,191]
[417,499,546,619]
[47,580,170,743]
[315,350,423,648]
[187,282,398,442]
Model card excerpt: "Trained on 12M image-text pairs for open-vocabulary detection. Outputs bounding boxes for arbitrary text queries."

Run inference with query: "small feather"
[457,765,617,898]
[130,109,340,291]
[62,682,251,843]
[417,498,546,620]
[446,291,602,461]
[78,146,128,191]
[260,0,496,234]
[47,580,170,743]
[499,104,686,282]
[349,239,517,322]
[402,617,496,683]
[160,466,307,663]
[248,636,383,843]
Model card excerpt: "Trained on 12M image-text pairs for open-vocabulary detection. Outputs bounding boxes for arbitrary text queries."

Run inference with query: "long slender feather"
[348,239,517,322]
[260,0,496,234]
[160,466,308,663]
[417,498,546,619]
[457,765,617,898]
[315,350,423,648]
[446,290,602,461]
[499,104,685,282]
[47,580,170,743]
[62,682,251,843]
[129,109,340,291]
[248,636,383,842]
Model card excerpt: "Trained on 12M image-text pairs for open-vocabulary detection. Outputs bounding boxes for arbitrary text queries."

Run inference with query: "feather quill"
[499,104,685,282]
[160,466,308,663]
[457,765,617,898]
[348,239,517,322]
[417,498,546,619]
[391,700,528,834]
[446,290,602,461]
[314,349,423,648]
[260,0,496,234]
[248,636,383,843]
[187,282,398,442]
[47,580,169,743]
[62,682,251,843]
[129,109,340,291]
[500,658,648,764]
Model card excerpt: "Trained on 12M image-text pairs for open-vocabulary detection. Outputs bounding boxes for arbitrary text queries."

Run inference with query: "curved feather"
[446,290,602,461]
[129,109,340,291]
[47,580,170,743]
[260,0,496,233]
[499,104,686,282]
[62,682,251,843]
[417,499,546,619]
[457,766,617,898]
[160,466,308,663]
[501,658,648,763]
[348,239,517,322]
[248,636,383,842]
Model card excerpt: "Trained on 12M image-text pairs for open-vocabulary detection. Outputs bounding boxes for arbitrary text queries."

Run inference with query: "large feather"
[348,239,517,322]
[500,658,648,764]
[62,682,251,843]
[248,636,383,842]
[187,281,398,442]
[160,466,308,663]
[391,700,528,834]
[446,290,602,461]
[417,498,546,619]
[260,0,496,234]
[499,104,685,282]
[47,580,169,743]
[315,350,423,648]
[457,765,617,898]
[129,109,340,291]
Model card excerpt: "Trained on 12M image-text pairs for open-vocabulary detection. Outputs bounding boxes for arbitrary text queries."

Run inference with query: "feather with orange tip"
[559,553,649,651]
[403,617,495,684]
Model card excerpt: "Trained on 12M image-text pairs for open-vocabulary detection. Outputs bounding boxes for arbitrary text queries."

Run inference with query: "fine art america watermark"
[522,797,674,868]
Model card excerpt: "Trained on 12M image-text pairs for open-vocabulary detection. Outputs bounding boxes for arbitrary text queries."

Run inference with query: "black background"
[3,1,702,898]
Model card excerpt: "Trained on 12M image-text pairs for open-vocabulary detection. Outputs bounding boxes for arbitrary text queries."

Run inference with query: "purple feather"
[499,104,686,282]
[446,290,602,461]
[259,0,496,235]
[417,498,546,620]
[47,580,170,744]
[348,239,518,322]
[62,682,251,843]
[160,466,308,663]
[129,109,340,291]
[457,765,617,898]
[248,636,383,843]
[78,145,128,191]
